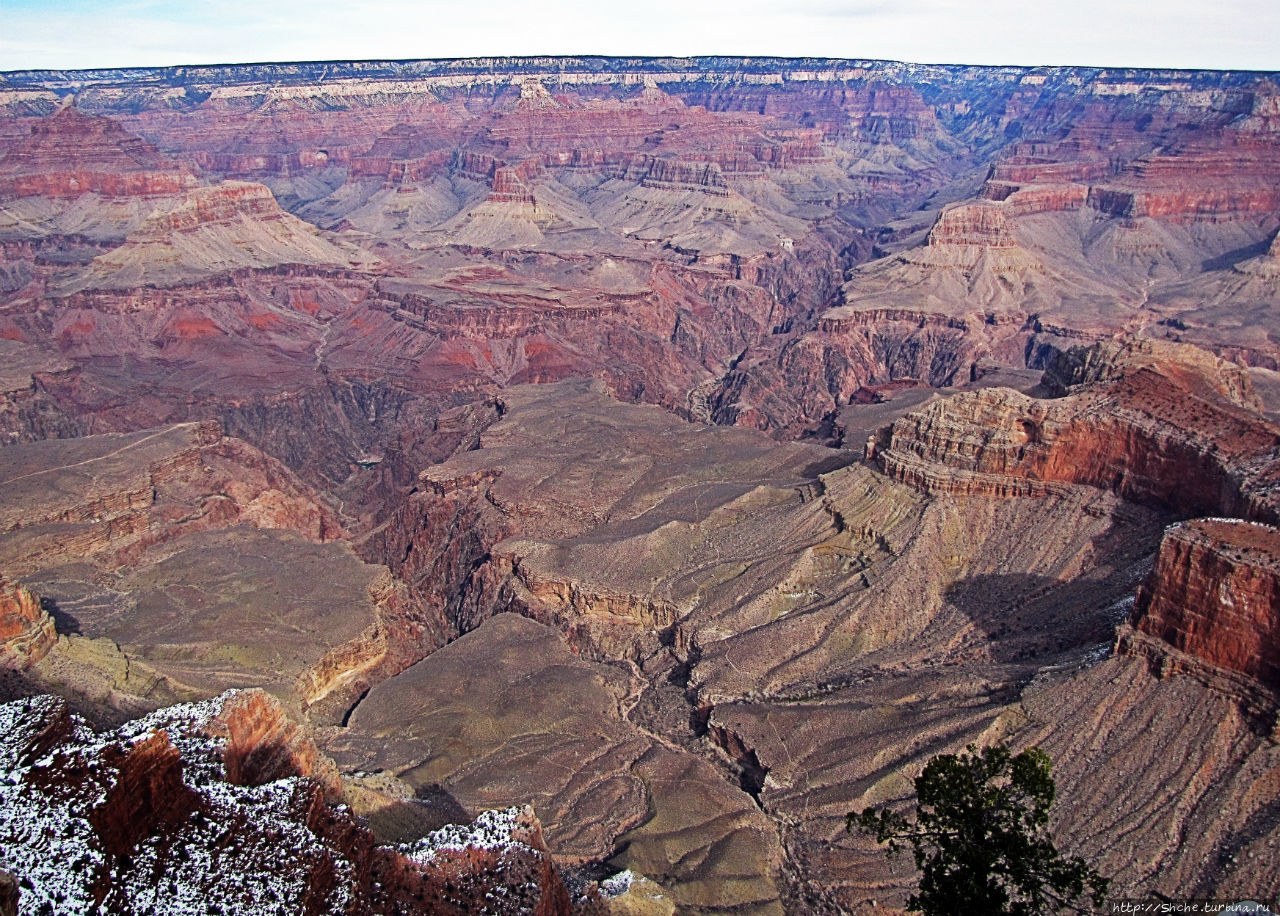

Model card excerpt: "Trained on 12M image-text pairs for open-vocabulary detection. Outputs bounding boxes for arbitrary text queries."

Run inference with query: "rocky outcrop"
[357,458,513,649]
[1087,139,1280,222]
[926,201,1015,248]
[0,692,596,915]
[135,181,287,233]
[1128,519,1280,693]
[872,362,1280,522]
[0,577,56,668]
[0,107,196,199]
[516,78,560,111]
[488,166,537,204]
[1246,229,1280,277]
[496,552,682,660]
[980,180,1088,215]
[0,422,343,575]
[57,181,377,291]
[900,201,1041,272]
[632,157,731,196]
[1043,339,1262,409]
[201,687,343,800]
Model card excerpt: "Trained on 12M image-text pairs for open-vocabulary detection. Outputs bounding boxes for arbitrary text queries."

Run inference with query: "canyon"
[0,56,1279,913]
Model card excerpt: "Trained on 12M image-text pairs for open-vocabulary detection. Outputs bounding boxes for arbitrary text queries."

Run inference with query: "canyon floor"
[1,57,1279,914]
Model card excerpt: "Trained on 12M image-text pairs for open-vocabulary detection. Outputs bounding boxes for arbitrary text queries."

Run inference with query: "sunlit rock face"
[1130,519,1280,691]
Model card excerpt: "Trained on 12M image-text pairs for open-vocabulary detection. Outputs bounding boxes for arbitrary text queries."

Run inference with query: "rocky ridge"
[0,689,607,915]
[0,106,195,200]
[869,345,1280,522]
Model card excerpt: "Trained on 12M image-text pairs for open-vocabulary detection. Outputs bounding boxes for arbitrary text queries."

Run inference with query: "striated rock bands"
[0,576,56,668]
[925,202,1015,248]
[0,107,195,199]
[873,357,1280,522]
[1130,519,1280,693]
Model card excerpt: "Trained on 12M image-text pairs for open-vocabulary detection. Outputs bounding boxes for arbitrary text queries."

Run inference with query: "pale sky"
[2,0,1278,73]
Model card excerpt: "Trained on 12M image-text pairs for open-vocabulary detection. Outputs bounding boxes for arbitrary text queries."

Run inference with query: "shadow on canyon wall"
[944,570,1135,666]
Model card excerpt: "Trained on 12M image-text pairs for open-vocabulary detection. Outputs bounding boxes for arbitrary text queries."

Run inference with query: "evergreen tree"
[849,743,1109,915]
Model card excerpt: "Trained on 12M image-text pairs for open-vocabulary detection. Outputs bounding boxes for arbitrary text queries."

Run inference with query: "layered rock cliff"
[0,106,195,200]
[56,181,378,292]
[0,577,56,668]
[1127,519,1280,695]
[871,358,1280,522]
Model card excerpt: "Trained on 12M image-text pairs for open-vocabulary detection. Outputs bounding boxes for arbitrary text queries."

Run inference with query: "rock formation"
[897,201,1041,273]
[0,577,56,668]
[0,691,601,915]
[0,421,440,722]
[0,106,195,200]
[870,346,1280,522]
[56,181,378,292]
[1127,519,1280,695]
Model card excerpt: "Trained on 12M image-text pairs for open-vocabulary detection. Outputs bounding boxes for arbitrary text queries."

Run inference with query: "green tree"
[849,743,1108,915]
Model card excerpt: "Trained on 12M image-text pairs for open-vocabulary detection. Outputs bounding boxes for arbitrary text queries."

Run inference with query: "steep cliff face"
[0,692,598,915]
[1042,338,1262,409]
[1128,519,1280,694]
[925,201,1016,248]
[203,688,343,799]
[0,577,56,668]
[872,359,1280,522]
[900,200,1042,273]
[1086,122,1280,223]
[0,106,195,200]
[356,463,510,652]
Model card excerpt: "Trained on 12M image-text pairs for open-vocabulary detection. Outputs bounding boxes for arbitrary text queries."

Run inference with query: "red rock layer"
[0,576,56,668]
[1130,519,1280,692]
[681,82,943,143]
[339,95,833,199]
[0,107,195,198]
[487,167,537,204]
[925,201,1015,247]
[872,363,1280,522]
[1043,338,1262,409]
[980,180,1088,215]
[132,182,288,234]
[1087,144,1280,222]
[201,688,343,800]
[982,80,1280,224]
[627,155,729,195]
